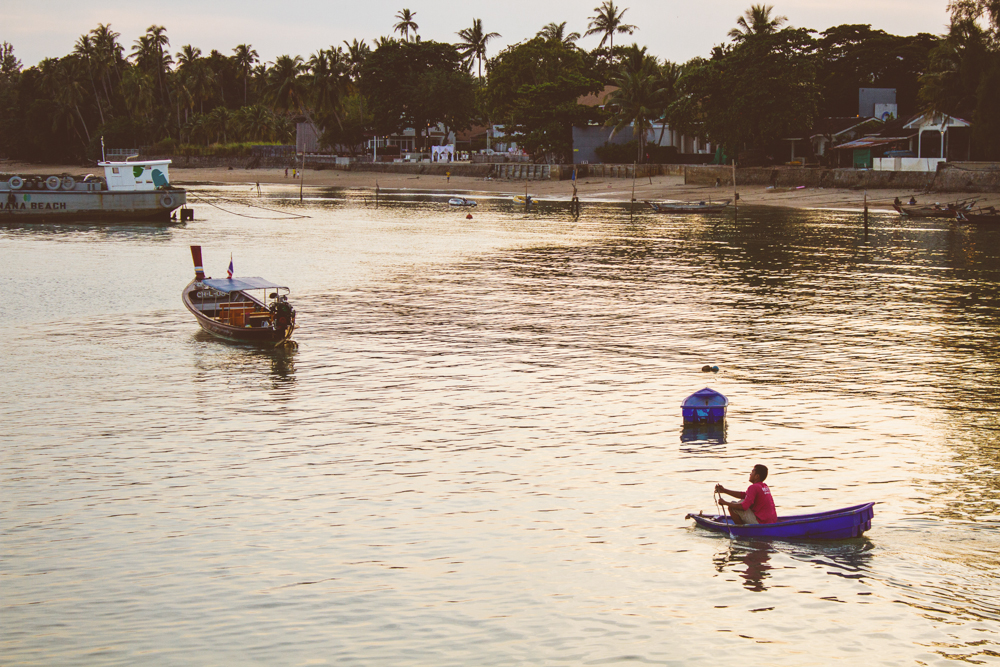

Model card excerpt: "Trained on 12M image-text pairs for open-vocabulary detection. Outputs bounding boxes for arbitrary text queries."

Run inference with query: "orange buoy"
[466,214,473,219]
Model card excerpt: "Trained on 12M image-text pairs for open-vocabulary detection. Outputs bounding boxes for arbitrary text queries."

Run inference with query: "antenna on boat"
[101,136,106,162]
[190,245,205,281]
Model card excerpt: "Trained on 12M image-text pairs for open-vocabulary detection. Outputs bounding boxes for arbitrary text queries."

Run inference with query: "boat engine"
[269,298,295,330]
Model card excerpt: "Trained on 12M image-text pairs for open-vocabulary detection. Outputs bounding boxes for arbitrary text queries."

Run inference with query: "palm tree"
[89,24,123,107]
[585,1,637,52]
[605,67,664,163]
[232,44,259,105]
[308,48,349,130]
[73,33,106,125]
[394,9,419,42]
[175,44,201,72]
[728,4,788,41]
[266,55,307,114]
[456,19,501,79]
[536,22,581,47]
[131,25,172,105]
[343,39,370,80]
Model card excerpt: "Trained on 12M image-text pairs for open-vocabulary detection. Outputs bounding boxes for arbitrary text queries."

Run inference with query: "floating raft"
[681,387,728,423]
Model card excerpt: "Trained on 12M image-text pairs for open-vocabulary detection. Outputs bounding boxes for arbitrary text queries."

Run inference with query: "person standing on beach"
[715,464,777,525]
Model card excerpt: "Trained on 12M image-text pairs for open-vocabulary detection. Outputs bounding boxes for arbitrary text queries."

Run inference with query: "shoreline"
[4,161,997,211]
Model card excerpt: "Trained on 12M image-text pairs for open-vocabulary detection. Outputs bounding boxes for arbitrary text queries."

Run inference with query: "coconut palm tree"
[175,44,201,72]
[232,43,259,105]
[73,33,106,125]
[456,18,501,79]
[89,24,123,108]
[393,9,419,42]
[728,4,788,41]
[605,66,664,163]
[343,39,370,81]
[585,1,637,52]
[536,22,581,47]
[266,55,307,114]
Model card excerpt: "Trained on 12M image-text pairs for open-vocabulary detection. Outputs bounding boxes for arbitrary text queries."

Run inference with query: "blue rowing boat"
[686,502,875,540]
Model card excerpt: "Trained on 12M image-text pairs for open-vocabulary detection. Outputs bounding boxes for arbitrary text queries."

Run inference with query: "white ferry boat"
[1,159,186,222]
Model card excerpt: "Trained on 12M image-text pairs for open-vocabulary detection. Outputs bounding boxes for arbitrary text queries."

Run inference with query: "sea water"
[2,187,999,665]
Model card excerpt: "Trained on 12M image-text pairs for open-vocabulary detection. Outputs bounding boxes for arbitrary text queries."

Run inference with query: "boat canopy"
[203,277,288,293]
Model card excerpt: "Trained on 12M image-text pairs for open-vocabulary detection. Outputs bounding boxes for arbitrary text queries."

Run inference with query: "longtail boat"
[182,246,296,346]
[646,199,731,213]
[892,200,974,218]
[687,502,875,540]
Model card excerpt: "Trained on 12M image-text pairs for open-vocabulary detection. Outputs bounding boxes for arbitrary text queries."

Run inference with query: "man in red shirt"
[715,464,778,525]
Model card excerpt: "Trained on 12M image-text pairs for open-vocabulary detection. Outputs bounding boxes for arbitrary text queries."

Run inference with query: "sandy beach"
[3,160,997,212]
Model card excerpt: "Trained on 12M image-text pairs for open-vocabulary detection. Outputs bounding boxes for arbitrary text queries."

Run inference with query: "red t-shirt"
[740,482,777,523]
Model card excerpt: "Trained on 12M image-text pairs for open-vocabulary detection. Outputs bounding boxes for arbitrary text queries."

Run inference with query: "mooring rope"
[187,191,311,220]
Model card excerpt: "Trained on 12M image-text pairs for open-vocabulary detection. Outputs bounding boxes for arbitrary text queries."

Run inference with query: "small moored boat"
[686,502,875,540]
[956,206,1000,224]
[646,199,731,213]
[682,387,728,423]
[182,246,296,346]
[892,199,974,218]
[448,197,477,207]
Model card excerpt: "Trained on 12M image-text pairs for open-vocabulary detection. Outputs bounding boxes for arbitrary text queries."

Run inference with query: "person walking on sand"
[715,464,777,525]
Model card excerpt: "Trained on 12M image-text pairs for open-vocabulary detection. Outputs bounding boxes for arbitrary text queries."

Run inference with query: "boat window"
[112,167,119,174]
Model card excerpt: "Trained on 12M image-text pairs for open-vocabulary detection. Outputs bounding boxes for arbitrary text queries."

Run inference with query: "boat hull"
[647,200,731,213]
[688,503,875,540]
[893,203,961,218]
[182,280,294,345]
[1,187,186,222]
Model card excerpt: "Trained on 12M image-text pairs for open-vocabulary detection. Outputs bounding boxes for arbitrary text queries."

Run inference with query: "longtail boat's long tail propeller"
[190,245,205,281]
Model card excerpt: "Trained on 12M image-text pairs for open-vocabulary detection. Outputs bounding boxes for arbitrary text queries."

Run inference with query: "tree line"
[0,1,997,165]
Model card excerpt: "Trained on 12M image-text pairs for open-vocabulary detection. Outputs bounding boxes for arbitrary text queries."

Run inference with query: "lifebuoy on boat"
[8,176,24,190]
[45,176,61,190]
[160,193,174,208]
[61,176,76,190]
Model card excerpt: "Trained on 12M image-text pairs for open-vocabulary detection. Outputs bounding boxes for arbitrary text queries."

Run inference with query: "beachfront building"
[572,85,713,164]
[295,120,456,161]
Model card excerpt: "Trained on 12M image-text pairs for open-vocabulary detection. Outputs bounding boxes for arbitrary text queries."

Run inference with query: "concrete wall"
[873,157,945,172]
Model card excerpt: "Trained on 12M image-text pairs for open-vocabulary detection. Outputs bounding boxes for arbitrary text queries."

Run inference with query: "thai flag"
[227,255,233,279]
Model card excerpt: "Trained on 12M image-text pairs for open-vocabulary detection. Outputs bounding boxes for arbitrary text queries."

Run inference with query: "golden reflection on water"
[2,191,999,665]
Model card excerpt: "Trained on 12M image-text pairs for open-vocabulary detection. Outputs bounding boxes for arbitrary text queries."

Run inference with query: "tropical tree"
[485,37,603,162]
[585,1,637,52]
[73,33,106,125]
[232,44,258,105]
[681,28,819,163]
[728,4,788,41]
[456,19,501,79]
[265,54,307,114]
[537,22,581,47]
[393,9,419,42]
[919,1,1000,158]
[361,40,475,149]
[343,39,370,80]
[605,49,663,162]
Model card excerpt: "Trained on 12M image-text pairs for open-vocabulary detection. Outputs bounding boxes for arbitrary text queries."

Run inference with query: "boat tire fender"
[46,176,61,190]
[8,176,23,190]
[160,193,174,208]
[61,176,76,190]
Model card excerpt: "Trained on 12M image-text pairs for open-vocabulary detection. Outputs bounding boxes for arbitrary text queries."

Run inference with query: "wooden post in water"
[863,190,869,228]
[732,159,738,213]
[630,162,637,219]
[376,181,380,209]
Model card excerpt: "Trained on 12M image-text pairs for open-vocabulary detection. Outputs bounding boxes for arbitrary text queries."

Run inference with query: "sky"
[7,0,951,69]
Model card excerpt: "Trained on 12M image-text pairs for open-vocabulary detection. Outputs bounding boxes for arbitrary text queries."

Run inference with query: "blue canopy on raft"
[202,277,288,294]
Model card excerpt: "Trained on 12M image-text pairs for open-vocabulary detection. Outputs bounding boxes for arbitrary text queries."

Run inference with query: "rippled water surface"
[3,187,1000,665]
